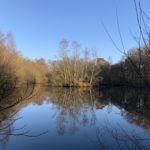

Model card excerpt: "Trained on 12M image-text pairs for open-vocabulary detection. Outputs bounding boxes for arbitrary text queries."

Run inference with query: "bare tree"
[102,0,150,88]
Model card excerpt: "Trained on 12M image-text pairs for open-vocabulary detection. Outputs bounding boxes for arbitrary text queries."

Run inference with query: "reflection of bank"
[94,120,150,150]
[0,84,44,149]
[0,86,150,148]
[47,87,150,135]
[95,99,108,109]
[101,87,150,130]
[48,88,98,135]
[0,87,96,147]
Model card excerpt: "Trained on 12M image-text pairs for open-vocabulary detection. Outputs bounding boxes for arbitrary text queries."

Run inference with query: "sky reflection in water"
[0,87,150,150]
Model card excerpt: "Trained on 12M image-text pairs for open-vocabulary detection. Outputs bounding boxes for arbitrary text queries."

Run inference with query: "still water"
[0,87,150,150]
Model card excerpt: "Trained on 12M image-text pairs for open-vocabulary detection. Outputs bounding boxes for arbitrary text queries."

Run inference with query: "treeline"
[47,39,104,87]
[0,32,105,95]
[1,31,150,93]
[100,0,150,88]
[0,32,50,98]
[100,46,150,87]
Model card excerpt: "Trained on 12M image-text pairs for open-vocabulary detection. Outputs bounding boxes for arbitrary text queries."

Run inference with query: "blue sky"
[0,0,150,63]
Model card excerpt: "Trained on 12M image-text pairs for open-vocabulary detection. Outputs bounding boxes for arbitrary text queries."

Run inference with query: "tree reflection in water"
[0,84,47,149]
[92,87,150,150]
[92,119,150,150]
[48,88,99,135]
[100,87,150,129]
[0,86,149,149]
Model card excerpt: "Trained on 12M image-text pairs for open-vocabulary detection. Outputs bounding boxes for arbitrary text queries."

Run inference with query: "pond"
[0,86,150,150]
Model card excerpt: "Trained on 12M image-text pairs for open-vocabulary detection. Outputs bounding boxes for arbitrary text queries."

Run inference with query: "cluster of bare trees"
[47,39,102,87]
[2,0,150,91]
[101,0,150,88]
[0,31,104,90]
[100,47,150,87]
[0,32,18,97]
[0,31,51,98]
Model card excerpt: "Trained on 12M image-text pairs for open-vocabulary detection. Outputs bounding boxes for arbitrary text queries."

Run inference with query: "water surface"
[0,87,150,150]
